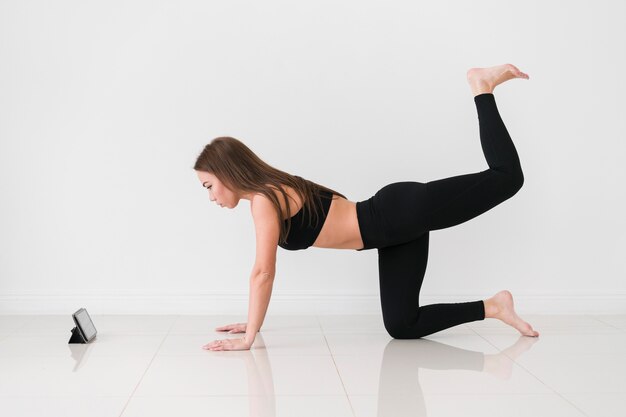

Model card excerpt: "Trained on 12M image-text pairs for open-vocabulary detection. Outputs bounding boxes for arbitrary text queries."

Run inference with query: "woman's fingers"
[215,323,236,331]
[203,339,229,350]
[216,323,246,332]
[202,338,250,351]
[203,339,226,349]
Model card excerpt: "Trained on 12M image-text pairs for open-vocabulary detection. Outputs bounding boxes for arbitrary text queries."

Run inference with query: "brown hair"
[193,136,347,245]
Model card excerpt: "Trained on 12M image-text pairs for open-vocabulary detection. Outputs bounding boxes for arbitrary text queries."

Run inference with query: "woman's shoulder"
[251,184,302,220]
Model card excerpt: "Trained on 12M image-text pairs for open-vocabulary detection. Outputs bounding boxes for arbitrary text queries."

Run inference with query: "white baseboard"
[1,290,625,315]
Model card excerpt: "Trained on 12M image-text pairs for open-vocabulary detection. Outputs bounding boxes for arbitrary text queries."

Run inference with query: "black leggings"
[355,93,525,339]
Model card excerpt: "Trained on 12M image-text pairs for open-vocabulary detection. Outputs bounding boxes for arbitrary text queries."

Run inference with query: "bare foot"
[466,63,530,96]
[486,290,540,337]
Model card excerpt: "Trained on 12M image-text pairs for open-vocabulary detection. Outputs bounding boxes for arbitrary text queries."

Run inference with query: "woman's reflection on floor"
[228,331,539,417]
[377,334,540,416]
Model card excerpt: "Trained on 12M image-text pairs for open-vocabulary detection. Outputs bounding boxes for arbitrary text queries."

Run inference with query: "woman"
[197,63,540,352]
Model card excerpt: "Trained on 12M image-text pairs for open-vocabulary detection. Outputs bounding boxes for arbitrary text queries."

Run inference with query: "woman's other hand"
[215,322,247,334]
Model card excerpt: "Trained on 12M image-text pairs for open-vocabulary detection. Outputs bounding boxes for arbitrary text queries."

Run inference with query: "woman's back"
[263,184,364,250]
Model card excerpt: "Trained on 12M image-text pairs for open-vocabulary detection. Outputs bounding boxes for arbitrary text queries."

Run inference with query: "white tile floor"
[1,313,625,417]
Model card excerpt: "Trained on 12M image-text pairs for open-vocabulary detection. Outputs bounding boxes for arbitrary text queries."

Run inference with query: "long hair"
[193,136,347,246]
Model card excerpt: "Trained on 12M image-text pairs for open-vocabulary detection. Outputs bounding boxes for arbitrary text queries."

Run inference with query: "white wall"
[1,0,624,314]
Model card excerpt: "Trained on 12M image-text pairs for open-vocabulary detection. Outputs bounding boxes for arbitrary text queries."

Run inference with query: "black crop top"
[278,189,334,251]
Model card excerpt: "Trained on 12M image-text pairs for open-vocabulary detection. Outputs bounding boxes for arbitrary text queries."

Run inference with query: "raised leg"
[424,93,524,231]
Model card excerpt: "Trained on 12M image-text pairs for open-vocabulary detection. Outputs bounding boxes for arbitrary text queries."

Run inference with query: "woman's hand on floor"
[203,337,251,351]
[215,322,247,334]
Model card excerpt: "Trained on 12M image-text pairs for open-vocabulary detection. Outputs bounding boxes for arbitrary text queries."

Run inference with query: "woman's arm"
[204,194,279,351]
[245,270,275,346]
[245,194,280,346]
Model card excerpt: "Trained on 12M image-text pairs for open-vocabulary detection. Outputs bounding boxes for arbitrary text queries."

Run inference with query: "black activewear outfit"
[282,93,525,339]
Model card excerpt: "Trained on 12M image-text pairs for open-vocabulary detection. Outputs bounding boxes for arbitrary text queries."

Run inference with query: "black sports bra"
[278,189,334,251]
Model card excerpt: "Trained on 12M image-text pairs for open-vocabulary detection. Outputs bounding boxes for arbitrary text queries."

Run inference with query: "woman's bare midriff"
[312,195,364,250]
[278,185,365,250]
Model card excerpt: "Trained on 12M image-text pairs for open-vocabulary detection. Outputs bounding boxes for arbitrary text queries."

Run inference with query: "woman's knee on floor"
[383,320,426,340]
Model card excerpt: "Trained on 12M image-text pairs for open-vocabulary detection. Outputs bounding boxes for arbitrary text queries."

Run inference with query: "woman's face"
[196,171,241,209]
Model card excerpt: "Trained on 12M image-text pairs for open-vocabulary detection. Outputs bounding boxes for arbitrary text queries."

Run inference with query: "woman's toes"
[515,70,530,79]
[520,322,540,337]
[507,64,530,79]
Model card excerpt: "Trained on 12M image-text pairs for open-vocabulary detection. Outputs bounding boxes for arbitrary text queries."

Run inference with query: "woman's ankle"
[483,298,498,318]
[472,84,494,97]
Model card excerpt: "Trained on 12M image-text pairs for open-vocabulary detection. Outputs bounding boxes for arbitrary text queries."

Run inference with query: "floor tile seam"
[117,329,171,417]
[165,315,181,335]
[590,316,626,331]
[469,327,591,417]
[318,316,357,417]
[552,392,611,417]
[315,315,324,333]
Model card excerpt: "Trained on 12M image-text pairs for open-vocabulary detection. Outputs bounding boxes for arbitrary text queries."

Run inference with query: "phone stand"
[68,326,87,344]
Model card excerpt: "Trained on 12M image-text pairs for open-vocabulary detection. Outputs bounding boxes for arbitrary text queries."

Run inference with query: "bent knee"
[512,170,524,191]
[504,169,524,197]
[384,324,425,340]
